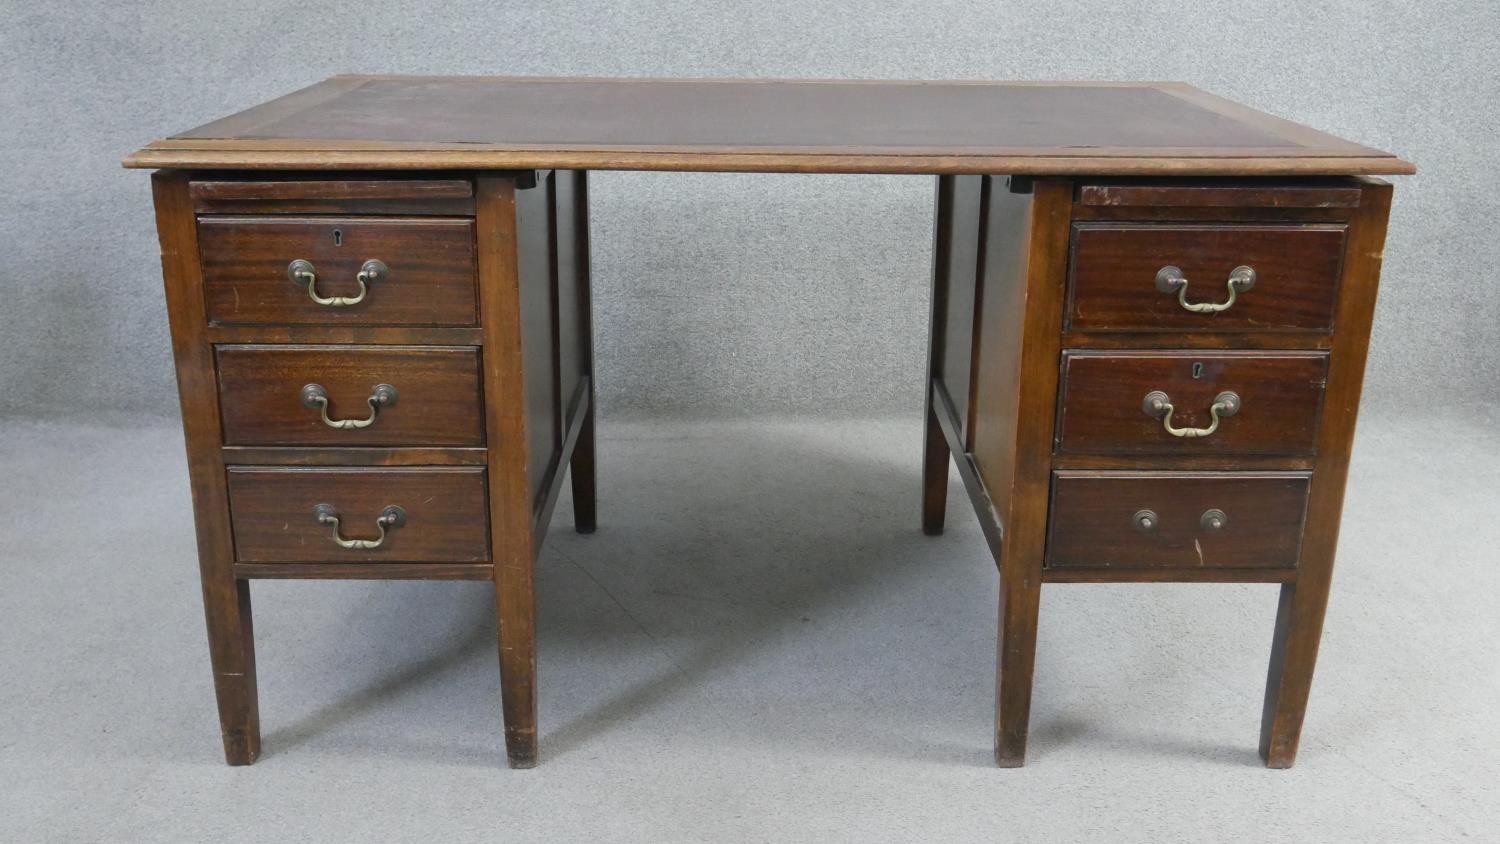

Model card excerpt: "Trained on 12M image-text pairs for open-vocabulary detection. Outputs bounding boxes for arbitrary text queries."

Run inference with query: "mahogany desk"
[124,76,1414,768]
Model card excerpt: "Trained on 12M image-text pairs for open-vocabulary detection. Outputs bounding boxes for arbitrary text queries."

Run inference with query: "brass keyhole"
[1192,362,1204,379]
[332,229,343,246]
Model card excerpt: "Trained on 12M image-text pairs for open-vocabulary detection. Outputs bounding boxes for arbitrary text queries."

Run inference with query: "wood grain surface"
[1047,470,1311,569]
[1066,223,1347,332]
[197,216,478,326]
[1055,350,1329,455]
[226,466,490,563]
[216,345,484,446]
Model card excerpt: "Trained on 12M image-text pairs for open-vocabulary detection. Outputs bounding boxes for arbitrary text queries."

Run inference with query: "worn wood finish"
[151,171,260,765]
[226,467,490,563]
[994,180,1072,767]
[216,345,484,446]
[1076,182,1362,209]
[1071,201,1360,223]
[234,562,494,580]
[198,216,478,326]
[220,446,487,466]
[124,77,1412,175]
[1059,332,1331,352]
[135,79,1406,770]
[1052,453,1317,472]
[1047,471,1311,570]
[205,325,484,346]
[1044,567,1298,584]
[129,148,1419,177]
[1066,223,1346,333]
[192,177,473,199]
[941,175,1397,767]
[191,177,475,215]
[475,175,542,768]
[1055,351,1329,456]
[1261,180,1393,768]
[954,178,1075,767]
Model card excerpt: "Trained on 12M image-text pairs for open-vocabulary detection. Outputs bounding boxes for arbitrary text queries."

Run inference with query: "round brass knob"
[1132,509,1159,534]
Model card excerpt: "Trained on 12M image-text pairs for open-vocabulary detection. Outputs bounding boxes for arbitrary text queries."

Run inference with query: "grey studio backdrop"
[6,3,1500,841]
[2,1,1498,423]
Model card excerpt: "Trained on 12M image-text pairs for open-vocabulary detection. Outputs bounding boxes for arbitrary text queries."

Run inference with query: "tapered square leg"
[204,578,260,765]
[995,571,1042,767]
[477,174,546,769]
[495,579,538,768]
[153,171,263,766]
[980,180,1072,767]
[1259,183,1391,768]
[1259,581,1332,768]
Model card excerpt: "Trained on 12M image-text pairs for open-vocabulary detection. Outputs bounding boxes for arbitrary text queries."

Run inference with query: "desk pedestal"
[922,175,1391,767]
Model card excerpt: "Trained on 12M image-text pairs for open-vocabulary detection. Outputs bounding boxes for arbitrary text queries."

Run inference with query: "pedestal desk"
[124,76,1414,768]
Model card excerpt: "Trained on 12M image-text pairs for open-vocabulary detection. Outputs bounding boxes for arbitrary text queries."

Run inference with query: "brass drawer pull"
[301,383,398,429]
[1130,508,1229,534]
[1141,390,1240,438]
[1200,509,1229,532]
[287,258,388,306]
[1154,265,1256,313]
[1131,509,1159,533]
[313,503,406,550]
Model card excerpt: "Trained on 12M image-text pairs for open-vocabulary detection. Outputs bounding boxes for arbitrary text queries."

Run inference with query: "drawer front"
[1056,351,1328,456]
[198,217,478,326]
[227,467,489,563]
[1066,223,1346,332]
[1047,471,1310,570]
[217,345,484,446]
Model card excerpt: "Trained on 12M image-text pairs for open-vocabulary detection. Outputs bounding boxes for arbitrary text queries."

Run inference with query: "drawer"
[1056,351,1327,456]
[1047,471,1310,570]
[227,467,489,563]
[197,217,478,326]
[1066,223,1346,332]
[217,345,484,446]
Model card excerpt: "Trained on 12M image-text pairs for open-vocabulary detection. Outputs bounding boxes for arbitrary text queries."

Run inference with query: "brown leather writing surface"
[126,76,1412,175]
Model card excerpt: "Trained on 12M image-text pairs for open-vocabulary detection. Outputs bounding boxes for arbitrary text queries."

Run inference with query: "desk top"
[125,76,1413,176]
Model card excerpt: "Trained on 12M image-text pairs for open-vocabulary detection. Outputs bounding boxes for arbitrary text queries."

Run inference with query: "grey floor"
[1,411,1496,842]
